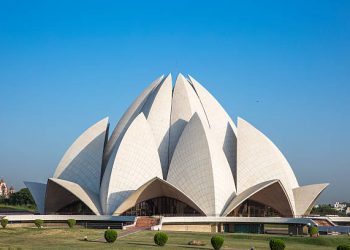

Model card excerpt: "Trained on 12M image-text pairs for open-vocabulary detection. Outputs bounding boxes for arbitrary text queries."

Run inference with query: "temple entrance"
[121,196,202,216]
[227,199,282,217]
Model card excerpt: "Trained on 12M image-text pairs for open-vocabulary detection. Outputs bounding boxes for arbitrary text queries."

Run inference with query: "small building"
[0,179,15,198]
[334,202,347,212]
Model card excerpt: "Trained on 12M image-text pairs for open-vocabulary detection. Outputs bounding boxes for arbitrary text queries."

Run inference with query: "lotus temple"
[22,74,331,232]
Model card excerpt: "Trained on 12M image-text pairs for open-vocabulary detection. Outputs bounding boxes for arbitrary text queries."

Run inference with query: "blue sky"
[0,1,349,203]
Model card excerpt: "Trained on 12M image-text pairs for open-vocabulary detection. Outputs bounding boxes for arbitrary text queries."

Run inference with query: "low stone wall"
[162,224,215,233]
[6,222,83,228]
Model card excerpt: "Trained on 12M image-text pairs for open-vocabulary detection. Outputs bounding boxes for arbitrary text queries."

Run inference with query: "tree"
[311,204,343,216]
[7,188,35,206]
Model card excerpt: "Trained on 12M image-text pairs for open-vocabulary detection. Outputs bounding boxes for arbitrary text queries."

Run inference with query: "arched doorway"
[121,196,202,216]
[227,199,282,217]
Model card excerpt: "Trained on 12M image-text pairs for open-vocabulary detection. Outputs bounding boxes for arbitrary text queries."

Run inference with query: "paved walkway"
[118,226,149,238]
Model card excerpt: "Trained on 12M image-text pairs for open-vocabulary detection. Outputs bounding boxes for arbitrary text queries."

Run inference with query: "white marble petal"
[141,74,172,178]
[46,178,102,215]
[167,113,236,216]
[114,177,206,215]
[53,117,109,195]
[103,75,164,171]
[236,117,299,214]
[222,180,294,217]
[293,183,329,216]
[100,113,163,215]
[169,74,208,166]
[188,75,237,181]
[24,181,47,214]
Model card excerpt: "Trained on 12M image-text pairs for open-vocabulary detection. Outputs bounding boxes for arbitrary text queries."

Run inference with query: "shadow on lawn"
[78,238,105,243]
[126,241,213,249]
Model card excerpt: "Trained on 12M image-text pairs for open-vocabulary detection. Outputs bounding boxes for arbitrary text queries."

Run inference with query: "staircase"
[135,216,160,228]
[313,218,336,226]
[135,216,159,228]
[118,217,160,239]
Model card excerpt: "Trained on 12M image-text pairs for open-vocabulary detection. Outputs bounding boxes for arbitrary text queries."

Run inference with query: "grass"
[0,204,36,213]
[0,227,349,249]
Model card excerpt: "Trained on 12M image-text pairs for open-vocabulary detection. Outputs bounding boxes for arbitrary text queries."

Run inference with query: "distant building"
[0,179,15,198]
[346,207,350,215]
[334,202,347,212]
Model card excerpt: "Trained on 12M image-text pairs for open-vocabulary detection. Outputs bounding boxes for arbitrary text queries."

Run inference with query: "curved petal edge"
[100,113,163,215]
[53,117,109,194]
[45,178,102,215]
[113,177,206,216]
[293,183,329,216]
[24,181,47,214]
[222,180,294,217]
[167,113,236,216]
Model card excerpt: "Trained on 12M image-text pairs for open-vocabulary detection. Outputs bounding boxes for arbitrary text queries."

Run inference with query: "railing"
[319,226,350,234]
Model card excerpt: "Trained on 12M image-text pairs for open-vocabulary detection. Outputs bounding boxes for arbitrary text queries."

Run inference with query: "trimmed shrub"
[1,218,8,228]
[104,229,117,243]
[34,219,44,228]
[154,232,168,246]
[211,235,224,250]
[269,239,285,250]
[309,226,319,237]
[67,219,76,228]
[337,245,350,250]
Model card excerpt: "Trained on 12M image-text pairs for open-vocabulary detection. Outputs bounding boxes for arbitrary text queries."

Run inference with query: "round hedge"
[269,239,285,250]
[309,226,319,236]
[154,232,168,246]
[1,218,8,228]
[67,219,76,228]
[34,219,44,228]
[104,229,118,243]
[211,235,224,250]
[337,245,350,250]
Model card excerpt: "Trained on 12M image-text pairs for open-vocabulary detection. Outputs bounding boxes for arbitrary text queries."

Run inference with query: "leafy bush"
[34,219,43,228]
[309,226,319,236]
[154,232,168,246]
[1,218,8,228]
[67,219,76,228]
[104,229,117,243]
[269,239,285,250]
[7,188,35,206]
[211,235,224,250]
[337,245,350,250]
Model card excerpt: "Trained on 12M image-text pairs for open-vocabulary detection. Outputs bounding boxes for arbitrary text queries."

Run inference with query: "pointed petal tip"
[101,116,109,123]
[177,72,185,78]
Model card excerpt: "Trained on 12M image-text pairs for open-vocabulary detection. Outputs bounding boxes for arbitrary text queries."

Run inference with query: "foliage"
[104,229,117,243]
[311,204,344,216]
[154,232,168,246]
[1,218,8,228]
[0,204,36,213]
[0,229,350,249]
[211,235,224,250]
[269,239,286,250]
[34,219,43,228]
[3,188,35,206]
[67,219,76,228]
[309,226,319,236]
[337,245,350,250]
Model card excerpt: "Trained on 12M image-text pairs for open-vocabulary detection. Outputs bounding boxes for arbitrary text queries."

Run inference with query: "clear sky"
[0,1,349,204]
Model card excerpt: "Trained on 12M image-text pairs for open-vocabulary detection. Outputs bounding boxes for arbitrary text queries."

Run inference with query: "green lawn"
[0,228,349,249]
[0,204,36,213]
